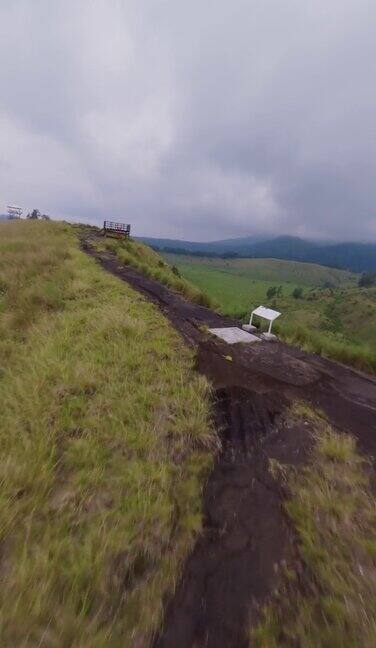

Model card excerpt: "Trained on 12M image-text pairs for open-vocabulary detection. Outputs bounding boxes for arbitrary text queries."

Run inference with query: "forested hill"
[139,235,376,273]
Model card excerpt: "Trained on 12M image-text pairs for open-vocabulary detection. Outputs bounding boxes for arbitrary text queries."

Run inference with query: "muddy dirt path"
[82,238,376,647]
[154,388,313,648]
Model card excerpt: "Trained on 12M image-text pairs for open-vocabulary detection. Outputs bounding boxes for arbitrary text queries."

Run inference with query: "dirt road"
[82,238,376,648]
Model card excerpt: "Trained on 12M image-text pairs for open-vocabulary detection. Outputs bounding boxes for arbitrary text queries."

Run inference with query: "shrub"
[266,286,277,299]
[292,287,304,299]
[196,291,215,308]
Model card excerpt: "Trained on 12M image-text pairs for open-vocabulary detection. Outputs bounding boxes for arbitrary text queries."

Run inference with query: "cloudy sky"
[1,1,376,241]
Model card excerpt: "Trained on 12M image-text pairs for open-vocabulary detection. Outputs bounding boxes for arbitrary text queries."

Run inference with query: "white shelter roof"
[251,306,281,322]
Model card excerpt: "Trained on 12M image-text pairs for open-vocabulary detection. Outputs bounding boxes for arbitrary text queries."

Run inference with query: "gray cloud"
[1,0,375,241]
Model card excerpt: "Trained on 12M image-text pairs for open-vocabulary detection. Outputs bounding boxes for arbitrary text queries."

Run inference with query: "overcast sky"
[1,1,376,241]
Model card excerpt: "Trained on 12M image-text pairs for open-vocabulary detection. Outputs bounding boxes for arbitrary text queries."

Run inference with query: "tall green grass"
[0,221,216,645]
[275,322,376,374]
[253,403,376,647]
[98,237,217,309]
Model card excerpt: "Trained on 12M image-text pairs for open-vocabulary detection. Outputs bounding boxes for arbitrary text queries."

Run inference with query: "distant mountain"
[248,237,376,272]
[137,234,376,273]
[138,234,266,254]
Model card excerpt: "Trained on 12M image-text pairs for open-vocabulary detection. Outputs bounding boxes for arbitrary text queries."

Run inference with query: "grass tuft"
[252,404,376,647]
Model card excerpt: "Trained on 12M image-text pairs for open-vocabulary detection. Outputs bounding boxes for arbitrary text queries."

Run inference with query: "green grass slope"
[0,221,216,645]
[164,255,357,287]
[162,254,357,319]
[166,255,376,373]
[95,237,216,308]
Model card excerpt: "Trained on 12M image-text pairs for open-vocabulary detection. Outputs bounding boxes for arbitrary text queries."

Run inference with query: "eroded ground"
[82,235,376,647]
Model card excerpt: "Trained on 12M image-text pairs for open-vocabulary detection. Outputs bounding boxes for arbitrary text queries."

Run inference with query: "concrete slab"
[209,327,261,344]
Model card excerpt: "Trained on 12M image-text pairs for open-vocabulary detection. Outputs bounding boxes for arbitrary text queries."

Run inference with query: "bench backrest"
[103,221,130,234]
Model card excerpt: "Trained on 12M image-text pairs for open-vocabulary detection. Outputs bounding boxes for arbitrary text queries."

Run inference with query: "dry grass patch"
[0,221,216,646]
[252,403,376,647]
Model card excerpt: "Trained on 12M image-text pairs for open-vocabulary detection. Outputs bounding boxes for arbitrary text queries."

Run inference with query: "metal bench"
[102,221,131,238]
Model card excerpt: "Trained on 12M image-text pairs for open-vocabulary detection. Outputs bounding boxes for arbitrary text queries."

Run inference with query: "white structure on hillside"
[243,305,281,338]
[7,204,22,219]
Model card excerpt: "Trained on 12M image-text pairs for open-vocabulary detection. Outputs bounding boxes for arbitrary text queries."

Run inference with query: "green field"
[163,254,376,370]
[163,254,357,316]
[165,256,357,286]
[165,262,305,316]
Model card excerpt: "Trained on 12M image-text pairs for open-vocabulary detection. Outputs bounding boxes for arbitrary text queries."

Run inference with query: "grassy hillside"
[165,255,376,373]
[94,237,216,308]
[260,284,376,348]
[164,254,357,287]
[163,255,356,318]
[163,261,285,316]
[0,221,216,645]
[148,235,376,273]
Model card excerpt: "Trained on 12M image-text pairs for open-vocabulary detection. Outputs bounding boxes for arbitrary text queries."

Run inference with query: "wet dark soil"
[81,236,376,647]
[154,388,311,648]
